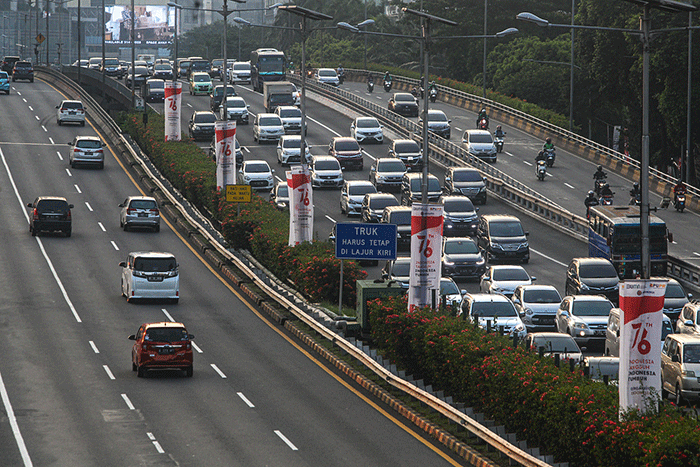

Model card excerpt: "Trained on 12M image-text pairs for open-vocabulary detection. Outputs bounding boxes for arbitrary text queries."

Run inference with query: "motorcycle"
[411,85,423,99]
[429,87,437,103]
[674,192,686,212]
[494,135,504,153]
[536,159,547,181]
[383,79,392,92]
[594,177,607,196]
[477,118,489,130]
[544,148,555,168]
[629,189,641,206]
[367,80,374,93]
[600,193,614,205]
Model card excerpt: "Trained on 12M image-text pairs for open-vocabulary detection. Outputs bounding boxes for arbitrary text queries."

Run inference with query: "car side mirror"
[672,354,680,363]
[512,298,520,304]
[68,204,74,209]
[26,202,33,207]
[271,169,275,173]
[55,105,59,109]
[475,207,480,212]
[688,293,693,299]
[525,231,530,237]
[448,120,452,123]
[560,311,569,317]
[188,334,195,340]
[119,261,127,268]
[616,330,620,337]
[482,276,490,282]
[685,320,694,327]
[118,203,125,208]
[128,334,136,340]
[381,273,389,280]
[531,276,537,282]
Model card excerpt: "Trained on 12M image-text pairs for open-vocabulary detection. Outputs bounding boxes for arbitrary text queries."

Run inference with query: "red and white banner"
[619,279,668,417]
[215,120,237,190]
[164,81,182,141]
[287,166,313,246]
[408,204,443,311]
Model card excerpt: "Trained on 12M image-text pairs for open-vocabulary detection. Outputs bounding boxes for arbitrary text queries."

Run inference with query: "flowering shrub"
[117,111,366,306]
[368,295,700,467]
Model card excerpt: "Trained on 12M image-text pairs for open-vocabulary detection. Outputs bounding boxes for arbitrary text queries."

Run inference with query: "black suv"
[380,206,412,251]
[209,85,237,111]
[12,61,33,82]
[27,197,74,237]
[444,167,487,205]
[1,56,20,74]
[476,214,529,264]
[564,257,620,303]
[400,173,442,205]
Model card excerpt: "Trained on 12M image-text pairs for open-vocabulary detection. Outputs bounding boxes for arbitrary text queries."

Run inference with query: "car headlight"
[524,307,534,315]
[580,283,590,291]
[683,370,696,377]
[514,323,525,333]
[376,175,386,182]
[490,243,503,250]
[443,259,454,266]
[573,321,589,330]
[243,175,251,181]
[475,257,485,265]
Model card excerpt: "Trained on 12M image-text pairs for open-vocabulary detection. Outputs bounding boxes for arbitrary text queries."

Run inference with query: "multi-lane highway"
[0,78,473,465]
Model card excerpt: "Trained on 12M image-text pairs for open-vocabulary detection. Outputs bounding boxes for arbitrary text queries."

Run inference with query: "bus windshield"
[612,225,667,254]
[256,56,284,73]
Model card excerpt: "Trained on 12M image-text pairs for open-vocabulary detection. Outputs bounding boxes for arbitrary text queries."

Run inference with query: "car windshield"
[279,108,300,118]
[133,67,149,75]
[469,133,493,144]
[429,112,448,122]
[225,98,245,108]
[276,185,289,197]
[444,240,479,255]
[76,139,102,149]
[259,117,282,126]
[148,81,164,89]
[489,221,524,237]
[319,69,337,77]
[314,160,340,171]
[492,268,530,281]
[193,74,209,82]
[335,140,361,152]
[234,63,250,71]
[394,141,420,154]
[388,211,411,225]
[370,196,397,210]
[683,345,700,363]
[216,86,236,96]
[0,72,7,79]
[348,184,376,196]
[282,138,301,149]
[391,260,411,277]
[144,327,189,343]
[378,160,406,172]
[104,59,119,66]
[395,94,414,102]
[155,64,171,71]
[356,118,379,128]
[532,336,579,353]
[37,200,68,211]
[452,169,482,182]
[572,300,613,316]
[129,199,157,210]
[194,113,216,123]
[440,280,460,295]
[472,301,517,317]
[522,288,562,303]
[665,283,686,299]
[180,61,190,69]
[61,102,83,110]
[212,59,223,67]
[133,257,177,272]
[410,177,441,192]
[579,263,618,278]
[246,163,270,173]
[443,198,474,213]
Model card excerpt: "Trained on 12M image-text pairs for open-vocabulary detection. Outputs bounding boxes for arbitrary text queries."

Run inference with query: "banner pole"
[338,259,344,314]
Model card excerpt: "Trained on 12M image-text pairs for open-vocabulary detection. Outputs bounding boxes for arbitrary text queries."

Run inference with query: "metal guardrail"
[36,67,554,467]
[364,70,700,202]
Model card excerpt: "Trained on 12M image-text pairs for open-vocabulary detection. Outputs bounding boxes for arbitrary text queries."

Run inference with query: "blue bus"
[250,48,286,92]
[587,205,669,278]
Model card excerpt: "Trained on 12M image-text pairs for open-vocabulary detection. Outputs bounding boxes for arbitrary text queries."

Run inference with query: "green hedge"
[368,295,700,467]
[118,112,366,306]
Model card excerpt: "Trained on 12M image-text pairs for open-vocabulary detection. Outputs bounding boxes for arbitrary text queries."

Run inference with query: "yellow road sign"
[36,33,45,44]
[226,184,251,203]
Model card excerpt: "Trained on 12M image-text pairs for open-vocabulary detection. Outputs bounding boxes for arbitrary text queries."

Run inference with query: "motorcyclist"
[600,183,613,198]
[476,108,488,127]
[428,80,437,91]
[629,182,640,198]
[585,190,599,217]
[543,137,555,152]
[383,71,392,83]
[593,165,607,181]
[674,180,687,196]
[367,73,374,84]
[535,150,547,163]
[494,125,505,138]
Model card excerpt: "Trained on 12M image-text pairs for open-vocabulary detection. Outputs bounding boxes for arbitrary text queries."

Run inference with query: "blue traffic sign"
[335,223,398,261]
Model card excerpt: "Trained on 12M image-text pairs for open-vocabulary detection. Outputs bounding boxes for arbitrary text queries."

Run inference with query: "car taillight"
[150,208,159,215]
[66,211,71,220]
[32,208,38,220]
[127,208,136,215]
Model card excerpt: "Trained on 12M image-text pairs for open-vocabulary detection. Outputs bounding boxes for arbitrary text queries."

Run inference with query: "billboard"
[105,5,174,45]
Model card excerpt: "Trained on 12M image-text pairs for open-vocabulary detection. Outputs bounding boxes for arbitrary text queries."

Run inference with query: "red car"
[129,322,194,377]
[328,136,363,170]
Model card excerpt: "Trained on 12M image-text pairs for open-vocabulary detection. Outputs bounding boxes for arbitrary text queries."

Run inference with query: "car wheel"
[30,225,36,236]
[137,365,145,378]
[154,224,160,233]
[65,229,71,237]
[123,223,129,232]
[30,79,33,83]
[99,162,104,170]
[70,159,75,168]
[185,366,193,377]
[132,361,137,372]
[172,298,179,304]
[80,121,85,127]
[522,258,529,264]
[58,119,62,126]
[661,379,668,399]
[675,384,683,406]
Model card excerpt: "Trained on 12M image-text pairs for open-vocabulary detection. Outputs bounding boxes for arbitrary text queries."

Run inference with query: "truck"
[263,81,296,112]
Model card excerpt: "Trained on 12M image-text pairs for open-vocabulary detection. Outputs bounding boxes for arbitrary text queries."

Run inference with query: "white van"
[605,307,674,357]
[120,252,179,303]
